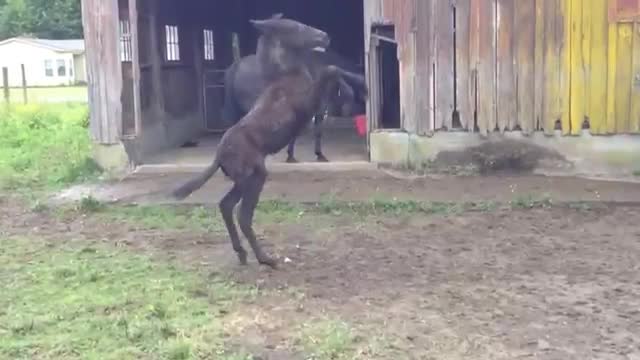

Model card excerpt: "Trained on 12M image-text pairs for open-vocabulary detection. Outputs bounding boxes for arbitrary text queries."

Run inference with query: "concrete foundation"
[370,130,640,178]
[142,123,368,167]
[92,142,132,177]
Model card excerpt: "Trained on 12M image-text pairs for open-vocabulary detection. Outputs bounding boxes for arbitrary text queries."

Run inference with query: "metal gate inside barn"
[367,0,640,137]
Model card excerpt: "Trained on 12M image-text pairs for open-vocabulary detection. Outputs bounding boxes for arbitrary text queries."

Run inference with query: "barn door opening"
[370,24,401,130]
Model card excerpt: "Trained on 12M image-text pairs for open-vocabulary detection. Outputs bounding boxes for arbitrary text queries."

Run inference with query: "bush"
[0,103,101,190]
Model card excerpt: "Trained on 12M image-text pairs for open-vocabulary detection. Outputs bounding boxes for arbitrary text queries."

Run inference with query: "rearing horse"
[222,15,366,163]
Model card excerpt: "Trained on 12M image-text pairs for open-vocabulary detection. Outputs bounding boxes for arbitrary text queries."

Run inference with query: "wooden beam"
[2,67,8,103]
[21,64,28,104]
[81,0,123,144]
[129,0,142,136]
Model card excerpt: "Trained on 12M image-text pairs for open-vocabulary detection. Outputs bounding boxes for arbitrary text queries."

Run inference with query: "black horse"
[222,16,366,163]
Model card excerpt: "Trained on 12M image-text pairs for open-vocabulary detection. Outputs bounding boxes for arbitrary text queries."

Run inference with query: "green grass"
[0,237,255,360]
[1,86,88,104]
[0,102,101,190]
[296,320,356,360]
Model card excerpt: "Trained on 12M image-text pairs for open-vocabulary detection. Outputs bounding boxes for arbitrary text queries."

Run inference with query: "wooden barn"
[81,0,640,176]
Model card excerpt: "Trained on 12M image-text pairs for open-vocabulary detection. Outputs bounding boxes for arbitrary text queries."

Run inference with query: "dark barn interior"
[118,0,367,165]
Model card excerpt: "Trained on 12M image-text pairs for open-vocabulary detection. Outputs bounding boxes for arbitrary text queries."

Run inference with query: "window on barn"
[203,29,215,61]
[165,25,181,62]
[119,19,132,62]
[44,60,53,77]
[57,60,66,76]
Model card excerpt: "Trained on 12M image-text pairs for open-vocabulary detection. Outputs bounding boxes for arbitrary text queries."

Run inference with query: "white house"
[0,37,87,87]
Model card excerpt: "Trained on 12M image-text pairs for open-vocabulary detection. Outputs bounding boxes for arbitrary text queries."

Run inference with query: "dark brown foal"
[171,65,367,268]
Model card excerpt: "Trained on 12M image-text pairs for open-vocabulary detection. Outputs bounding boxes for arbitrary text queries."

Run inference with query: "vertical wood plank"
[496,0,516,131]
[631,22,640,133]
[397,0,418,134]
[560,0,571,135]
[2,67,8,103]
[543,0,561,134]
[606,22,618,133]
[455,0,473,130]
[129,0,142,136]
[416,0,435,134]
[514,0,535,133]
[434,0,455,130]
[470,0,481,131]
[569,0,586,134]
[476,0,496,134]
[534,0,545,131]
[588,0,610,134]
[21,64,27,104]
[615,23,634,133]
[81,0,123,144]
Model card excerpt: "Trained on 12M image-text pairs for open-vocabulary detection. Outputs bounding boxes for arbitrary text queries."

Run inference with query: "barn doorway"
[369,24,401,130]
[134,0,367,166]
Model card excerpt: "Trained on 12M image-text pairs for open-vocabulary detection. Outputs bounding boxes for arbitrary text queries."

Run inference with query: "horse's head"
[250,15,330,52]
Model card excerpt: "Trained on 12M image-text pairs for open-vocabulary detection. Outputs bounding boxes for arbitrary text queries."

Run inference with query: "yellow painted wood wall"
[432,0,639,135]
[568,0,640,135]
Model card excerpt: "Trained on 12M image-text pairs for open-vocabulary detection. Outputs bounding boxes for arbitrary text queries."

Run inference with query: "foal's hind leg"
[314,112,329,162]
[238,170,278,268]
[285,138,298,163]
[219,184,248,265]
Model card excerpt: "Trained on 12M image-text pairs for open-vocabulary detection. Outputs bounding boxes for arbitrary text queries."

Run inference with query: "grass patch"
[313,196,497,216]
[58,197,506,233]
[296,320,356,360]
[0,86,88,104]
[0,237,254,360]
[510,193,553,209]
[0,103,101,190]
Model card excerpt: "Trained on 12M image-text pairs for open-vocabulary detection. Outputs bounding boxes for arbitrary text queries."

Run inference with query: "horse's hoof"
[316,154,329,162]
[286,156,299,163]
[258,256,279,269]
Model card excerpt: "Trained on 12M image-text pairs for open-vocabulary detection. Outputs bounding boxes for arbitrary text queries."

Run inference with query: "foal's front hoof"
[258,256,279,269]
[316,154,329,162]
[286,156,299,164]
[237,251,248,266]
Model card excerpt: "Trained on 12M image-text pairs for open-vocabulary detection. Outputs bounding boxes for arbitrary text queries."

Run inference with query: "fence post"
[2,67,8,104]
[21,64,28,104]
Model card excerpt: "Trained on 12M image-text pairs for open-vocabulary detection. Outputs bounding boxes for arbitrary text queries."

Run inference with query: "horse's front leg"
[314,112,329,162]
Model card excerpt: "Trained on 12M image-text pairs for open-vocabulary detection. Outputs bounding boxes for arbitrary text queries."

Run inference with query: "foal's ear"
[271,13,284,19]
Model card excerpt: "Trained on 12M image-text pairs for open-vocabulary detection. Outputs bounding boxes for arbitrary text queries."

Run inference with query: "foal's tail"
[171,159,221,200]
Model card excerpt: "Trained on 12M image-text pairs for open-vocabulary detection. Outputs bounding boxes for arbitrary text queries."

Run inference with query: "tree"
[0,0,82,40]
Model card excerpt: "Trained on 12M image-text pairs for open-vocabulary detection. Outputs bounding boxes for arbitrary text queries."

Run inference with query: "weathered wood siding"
[364,0,426,134]
[366,0,640,136]
[81,0,123,144]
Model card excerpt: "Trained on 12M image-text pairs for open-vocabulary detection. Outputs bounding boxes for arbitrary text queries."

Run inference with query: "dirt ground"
[54,169,640,205]
[6,171,640,360]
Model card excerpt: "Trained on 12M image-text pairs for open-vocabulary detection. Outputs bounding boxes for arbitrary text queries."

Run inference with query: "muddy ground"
[6,173,640,360]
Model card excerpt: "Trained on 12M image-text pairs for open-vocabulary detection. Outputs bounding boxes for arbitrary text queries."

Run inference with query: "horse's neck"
[257,36,304,81]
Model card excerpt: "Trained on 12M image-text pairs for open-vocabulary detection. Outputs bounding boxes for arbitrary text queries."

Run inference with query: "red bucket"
[353,114,367,137]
